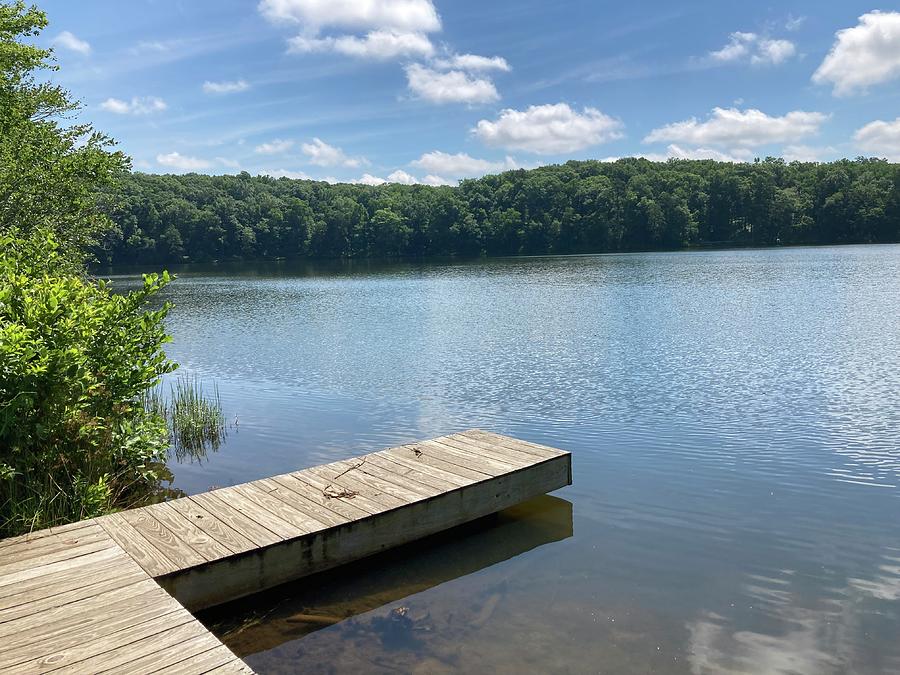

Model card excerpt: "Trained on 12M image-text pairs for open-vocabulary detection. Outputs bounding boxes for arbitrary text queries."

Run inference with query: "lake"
[117,245,900,674]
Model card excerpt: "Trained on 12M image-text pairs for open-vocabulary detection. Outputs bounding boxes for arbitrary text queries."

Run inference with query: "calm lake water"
[116,245,900,674]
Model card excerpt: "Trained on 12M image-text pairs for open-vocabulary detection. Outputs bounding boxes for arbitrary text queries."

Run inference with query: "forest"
[99,157,900,265]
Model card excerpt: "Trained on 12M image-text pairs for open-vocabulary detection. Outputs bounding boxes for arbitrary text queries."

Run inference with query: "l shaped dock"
[0,430,572,673]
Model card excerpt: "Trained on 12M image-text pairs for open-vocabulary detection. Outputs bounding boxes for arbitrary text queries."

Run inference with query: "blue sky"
[39,0,900,184]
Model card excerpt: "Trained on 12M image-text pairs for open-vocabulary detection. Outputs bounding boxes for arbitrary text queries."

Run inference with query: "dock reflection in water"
[199,495,572,659]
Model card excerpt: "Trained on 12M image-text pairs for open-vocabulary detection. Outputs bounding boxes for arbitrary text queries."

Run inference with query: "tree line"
[100,157,900,265]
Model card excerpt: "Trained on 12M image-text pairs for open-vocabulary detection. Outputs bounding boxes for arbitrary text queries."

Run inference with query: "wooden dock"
[0,430,571,673]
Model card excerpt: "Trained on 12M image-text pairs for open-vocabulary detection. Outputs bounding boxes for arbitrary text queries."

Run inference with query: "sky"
[37,0,900,185]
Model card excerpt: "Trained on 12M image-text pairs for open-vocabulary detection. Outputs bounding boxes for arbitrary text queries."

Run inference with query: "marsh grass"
[143,374,227,463]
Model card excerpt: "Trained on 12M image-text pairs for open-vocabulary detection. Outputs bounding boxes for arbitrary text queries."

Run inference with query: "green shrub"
[0,231,175,536]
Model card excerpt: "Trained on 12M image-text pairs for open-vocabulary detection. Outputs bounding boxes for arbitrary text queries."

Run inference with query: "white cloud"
[289,30,433,59]
[710,32,796,66]
[752,39,796,65]
[203,79,250,94]
[301,138,366,167]
[255,139,295,154]
[785,15,806,32]
[100,96,167,115]
[411,150,517,177]
[258,0,441,34]
[473,103,623,155]
[433,53,510,72]
[386,169,419,184]
[644,108,827,148]
[355,173,387,185]
[813,11,900,96]
[854,118,900,160]
[52,31,91,55]
[156,152,212,171]
[422,174,454,186]
[261,168,313,179]
[781,145,838,163]
[710,32,756,62]
[405,64,499,104]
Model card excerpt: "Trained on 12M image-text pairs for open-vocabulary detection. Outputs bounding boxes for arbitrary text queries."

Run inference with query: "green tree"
[0,1,130,263]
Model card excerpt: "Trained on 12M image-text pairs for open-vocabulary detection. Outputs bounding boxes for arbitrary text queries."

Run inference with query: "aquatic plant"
[143,374,227,463]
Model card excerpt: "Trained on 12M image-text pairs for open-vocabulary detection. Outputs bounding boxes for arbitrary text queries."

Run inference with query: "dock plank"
[416,439,514,475]
[97,512,176,578]
[366,452,466,491]
[225,483,321,537]
[290,469,386,516]
[144,501,235,562]
[0,429,571,673]
[305,463,408,509]
[95,632,229,675]
[49,616,214,674]
[465,429,569,459]
[258,476,351,528]
[0,546,123,595]
[383,444,493,481]
[440,434,542,466]
[119,508,207,572]
[166,497,257,555]
[189,491,284,548]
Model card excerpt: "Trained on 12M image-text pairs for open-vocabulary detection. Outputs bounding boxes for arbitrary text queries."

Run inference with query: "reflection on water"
[112,246,900,673]
[199,495,573,659]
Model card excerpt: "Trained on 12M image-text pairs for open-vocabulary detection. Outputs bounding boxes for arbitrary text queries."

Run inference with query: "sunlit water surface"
[113,246,900,674]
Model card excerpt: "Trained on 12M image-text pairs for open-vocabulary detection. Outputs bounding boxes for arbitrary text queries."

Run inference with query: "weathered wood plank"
[0,530,115,578]
[305,463,407,509]
[465,429,570,459]
[96,512,177,578]
[316,458,420,504]
[0,583,167,658]
[351,460,441,501]
[432,436,526,469]
[0,546,123,595]
[366,452,466,491]
[0,522,108,565]
[0,550,137,611]
[0,520,96,551]
[440,434,541,466]
[384,444,493,481]
[290,469,386,516]
[258,476,351,528]
[0,563,146,624]
[225,483,320,537]
[189,492,283,548]
[205,661,256,674]
[119,508,207,572]
[95,632,230,675]
[155,644,244,674]
[416,439,514,475]
[15,606,197,674]
[165,497,257,556]
[144,501,235,562]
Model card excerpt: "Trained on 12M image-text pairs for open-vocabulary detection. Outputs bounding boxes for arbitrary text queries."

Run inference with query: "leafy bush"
[0,231,175,536]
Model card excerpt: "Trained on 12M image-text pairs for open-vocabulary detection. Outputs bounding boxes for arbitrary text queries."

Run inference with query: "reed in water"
[143,374,227,462]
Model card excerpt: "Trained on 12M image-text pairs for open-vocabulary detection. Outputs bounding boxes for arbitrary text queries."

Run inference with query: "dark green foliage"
[0,232,176,536]
[100,158,900,265]
[0,1,130,264]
